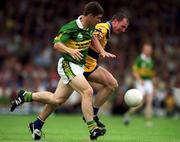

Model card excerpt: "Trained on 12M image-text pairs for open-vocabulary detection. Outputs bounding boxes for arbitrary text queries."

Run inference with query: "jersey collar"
[141,54,151,61]
[107,21,113,34]
[76,15,84,29]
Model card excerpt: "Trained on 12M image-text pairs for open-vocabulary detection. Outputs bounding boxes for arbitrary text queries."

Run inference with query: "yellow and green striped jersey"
[54,18,94,65]
[133,54,155,79]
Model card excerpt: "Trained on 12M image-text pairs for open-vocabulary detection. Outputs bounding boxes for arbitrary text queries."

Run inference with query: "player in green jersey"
[123,42,156,127]
[10,2,113,140]
[25,11,129,138]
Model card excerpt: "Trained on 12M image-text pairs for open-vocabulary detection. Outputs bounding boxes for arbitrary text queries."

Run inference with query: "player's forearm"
[92,35,105,54]
[54,42,72,54]
[152,77,158,88]
[133,72,142,81]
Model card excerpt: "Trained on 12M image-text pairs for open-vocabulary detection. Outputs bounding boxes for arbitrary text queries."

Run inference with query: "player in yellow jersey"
[13,10,129,139]
[81,10,129,131]
[27,10,129,136]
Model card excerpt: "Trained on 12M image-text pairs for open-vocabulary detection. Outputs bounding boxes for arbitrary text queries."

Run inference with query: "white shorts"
[57,57,84,84]
[135,80,154,96]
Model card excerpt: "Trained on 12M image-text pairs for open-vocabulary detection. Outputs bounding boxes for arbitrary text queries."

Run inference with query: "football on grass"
[124,89,143,107]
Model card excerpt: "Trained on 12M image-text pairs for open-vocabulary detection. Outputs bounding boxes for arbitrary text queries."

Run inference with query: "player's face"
[143,44,152,57]
[113,18,128,34]
[89,14,103,27]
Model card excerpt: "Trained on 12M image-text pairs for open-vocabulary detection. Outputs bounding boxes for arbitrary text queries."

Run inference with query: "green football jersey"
[54,18,94,65]
[132,54,155,79]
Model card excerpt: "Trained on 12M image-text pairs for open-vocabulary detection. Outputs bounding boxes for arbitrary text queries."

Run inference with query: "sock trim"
[37,117,45,123]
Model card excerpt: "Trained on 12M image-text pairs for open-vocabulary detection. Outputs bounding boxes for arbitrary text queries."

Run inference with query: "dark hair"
[83,1,104,16]
[142,40,153,47]
[111,9,130,23]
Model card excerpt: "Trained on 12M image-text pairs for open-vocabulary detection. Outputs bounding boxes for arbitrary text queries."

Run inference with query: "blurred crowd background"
[0,0,179,117]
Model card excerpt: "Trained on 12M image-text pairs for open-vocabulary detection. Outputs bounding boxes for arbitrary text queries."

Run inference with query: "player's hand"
[68,48,84,61]
[100,51,116,58]
[140,79,144,85]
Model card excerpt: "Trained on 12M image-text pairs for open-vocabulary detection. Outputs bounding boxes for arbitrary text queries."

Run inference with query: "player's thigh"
[54,78,73,101]
[70,82,101,97]
[87,66,117,86]
[145,80,154,95]
[69,74,93,95]
[135,82,146,96]
[57,57,85,98]
[89,81,104,91]
[57,57,84,84]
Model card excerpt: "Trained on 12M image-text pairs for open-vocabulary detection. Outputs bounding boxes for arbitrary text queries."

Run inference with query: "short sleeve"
[132,57,141,72]
[54,33,70,43]
[93,24,107,40]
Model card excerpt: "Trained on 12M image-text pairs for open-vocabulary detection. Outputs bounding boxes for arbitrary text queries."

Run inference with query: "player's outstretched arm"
[92,35,116,58]
[99,50,116,58]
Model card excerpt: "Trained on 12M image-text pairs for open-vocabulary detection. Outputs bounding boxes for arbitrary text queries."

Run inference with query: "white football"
[124,89,143,107]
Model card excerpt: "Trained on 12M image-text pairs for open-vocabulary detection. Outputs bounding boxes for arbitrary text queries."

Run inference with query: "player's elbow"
[53,43,59,50]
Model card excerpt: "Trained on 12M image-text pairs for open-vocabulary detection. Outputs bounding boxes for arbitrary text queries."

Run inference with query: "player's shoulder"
[136,55,142,60]
[134,55,142,63]
[95,22,109,30]
[59,20,78,33]
[95,22,109,35]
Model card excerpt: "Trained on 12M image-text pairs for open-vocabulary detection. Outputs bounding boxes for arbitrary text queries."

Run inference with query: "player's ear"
[89,13,97,18]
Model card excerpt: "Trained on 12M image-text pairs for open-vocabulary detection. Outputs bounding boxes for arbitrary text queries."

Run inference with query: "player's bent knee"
[82,87,93,97]
[108,79,118,91]
[57,98,67,106]
[114,80,119,88]
[50,97,66,106]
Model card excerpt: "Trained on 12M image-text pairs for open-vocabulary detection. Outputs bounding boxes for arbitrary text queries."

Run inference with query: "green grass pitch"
[0,114,179,142]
